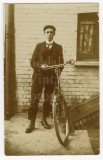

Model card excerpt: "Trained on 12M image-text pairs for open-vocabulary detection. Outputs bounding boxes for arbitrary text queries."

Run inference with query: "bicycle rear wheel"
[53,96,70,146]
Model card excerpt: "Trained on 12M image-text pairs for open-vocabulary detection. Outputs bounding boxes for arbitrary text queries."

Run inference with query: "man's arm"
[30,44,41,71]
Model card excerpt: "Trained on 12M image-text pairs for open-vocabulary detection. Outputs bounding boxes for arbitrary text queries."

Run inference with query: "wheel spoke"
[54,103,70,146]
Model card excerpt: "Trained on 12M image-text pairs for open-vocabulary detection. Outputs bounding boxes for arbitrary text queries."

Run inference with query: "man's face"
[44,28,55,41]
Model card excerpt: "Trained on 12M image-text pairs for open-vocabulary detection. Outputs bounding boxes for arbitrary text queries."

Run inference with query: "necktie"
[46,44,53,49]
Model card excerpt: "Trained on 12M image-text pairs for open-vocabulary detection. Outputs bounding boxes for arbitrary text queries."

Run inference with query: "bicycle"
[43,61,74,146]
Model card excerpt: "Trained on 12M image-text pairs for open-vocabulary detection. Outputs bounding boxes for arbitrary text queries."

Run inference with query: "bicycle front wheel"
[53,98,70,146]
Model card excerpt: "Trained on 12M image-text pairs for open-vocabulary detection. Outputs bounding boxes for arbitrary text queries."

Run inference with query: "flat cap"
[43,25,56,32]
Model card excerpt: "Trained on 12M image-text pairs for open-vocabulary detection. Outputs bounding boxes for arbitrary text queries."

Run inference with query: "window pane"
[80,23,95,55]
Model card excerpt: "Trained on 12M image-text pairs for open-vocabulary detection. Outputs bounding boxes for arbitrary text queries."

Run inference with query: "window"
[77,13,99,61]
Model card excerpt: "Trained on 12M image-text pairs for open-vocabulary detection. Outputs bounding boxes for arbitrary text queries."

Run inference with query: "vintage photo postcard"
[0,0,103,160]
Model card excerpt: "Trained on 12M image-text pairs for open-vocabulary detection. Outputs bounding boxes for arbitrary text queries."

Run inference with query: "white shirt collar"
[46,40,54,45]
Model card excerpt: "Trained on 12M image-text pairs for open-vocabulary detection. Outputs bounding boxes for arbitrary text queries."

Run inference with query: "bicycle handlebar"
[43,60,74,70]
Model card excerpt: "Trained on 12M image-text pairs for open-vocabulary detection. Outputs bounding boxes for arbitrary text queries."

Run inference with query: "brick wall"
[14,3,99,112]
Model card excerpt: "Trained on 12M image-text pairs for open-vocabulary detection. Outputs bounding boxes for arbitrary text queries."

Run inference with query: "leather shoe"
[41,120,51,129]
[25,121,35,133]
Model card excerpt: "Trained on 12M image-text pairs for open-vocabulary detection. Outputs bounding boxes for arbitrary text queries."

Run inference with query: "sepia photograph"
[4,2,100,156]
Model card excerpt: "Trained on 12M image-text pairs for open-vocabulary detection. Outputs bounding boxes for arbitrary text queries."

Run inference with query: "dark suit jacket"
[31,41,64,79]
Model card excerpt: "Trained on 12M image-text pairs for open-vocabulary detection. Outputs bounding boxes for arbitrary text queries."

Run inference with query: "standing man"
[25,25,64,133]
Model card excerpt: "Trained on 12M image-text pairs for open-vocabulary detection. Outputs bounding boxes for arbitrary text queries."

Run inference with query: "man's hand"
[70,60,75,65]
[41,64,47,70]
[67,59,75,65]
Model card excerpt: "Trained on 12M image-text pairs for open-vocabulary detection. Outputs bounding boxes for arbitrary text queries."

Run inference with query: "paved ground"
[5,113,95,155]
[87,121,99,155]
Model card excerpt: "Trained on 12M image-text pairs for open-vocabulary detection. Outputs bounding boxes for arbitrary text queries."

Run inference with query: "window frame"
[77,12,99,61]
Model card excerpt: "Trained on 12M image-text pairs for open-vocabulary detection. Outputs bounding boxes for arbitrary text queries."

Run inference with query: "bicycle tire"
[53,95,70,146]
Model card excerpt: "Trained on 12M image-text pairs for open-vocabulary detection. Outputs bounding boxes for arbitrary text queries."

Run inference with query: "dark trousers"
[28,73,57,121]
